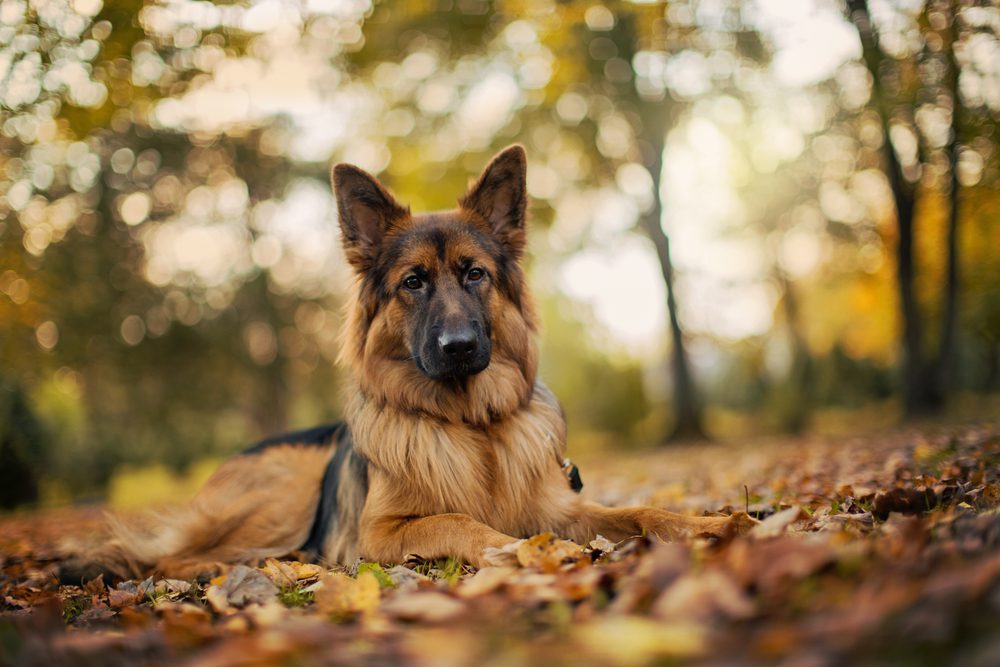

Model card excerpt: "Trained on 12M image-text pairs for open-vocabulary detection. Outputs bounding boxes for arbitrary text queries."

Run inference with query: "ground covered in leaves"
[2,423,999,667]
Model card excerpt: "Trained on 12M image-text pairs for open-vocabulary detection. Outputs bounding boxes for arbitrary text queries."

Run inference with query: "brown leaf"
[457,566,516,598]
[381,591,465,622]
[873,487,938,520]
[158,601,216,650]
[725,536,837,595]
[108,586,140,609]
[155,578,192,597]
[387,564,431,591]
[204,564,277,612]
[588,535,617,555]
[258,558,299,587]
[203,585,231,614]
[652,570,755,622]
[83,575,106,597]
[557,567,604,601]
[515,533,585,572]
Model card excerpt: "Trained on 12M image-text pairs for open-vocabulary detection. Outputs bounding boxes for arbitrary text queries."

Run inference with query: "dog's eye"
[403,275,423,290]
[466,267,485,282]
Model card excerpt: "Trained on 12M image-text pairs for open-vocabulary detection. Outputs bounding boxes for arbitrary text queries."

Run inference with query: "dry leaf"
[108,587,139,609]
[381,591,465,622]
[457,566,516,598]
[652,570,755,622]
[258,558,298,587]
[203,585,231,614]
[574,617,707,664]
[752,506,807,539]
[588,535,617,555]
[314,571,381,620]
[204,564,277,612]
[481,540,522,567]
[873,487,938,520]
[387,565,430,591]
[259,559,323,587]
[515,533,584,572]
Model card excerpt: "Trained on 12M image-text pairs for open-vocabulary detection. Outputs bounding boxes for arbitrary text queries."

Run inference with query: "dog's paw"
[479,540,523,568]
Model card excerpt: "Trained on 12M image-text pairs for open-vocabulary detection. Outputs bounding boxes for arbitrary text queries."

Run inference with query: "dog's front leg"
[359,513,518,569]
[577,501,755,543]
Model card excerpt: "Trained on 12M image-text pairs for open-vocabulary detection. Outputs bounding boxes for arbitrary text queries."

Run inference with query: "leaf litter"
[1,423,998,666]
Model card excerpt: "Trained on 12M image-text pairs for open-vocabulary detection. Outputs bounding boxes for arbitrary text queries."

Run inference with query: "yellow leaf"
[314,571,381,620]
[575,617,707,665]
[291,562,323,580]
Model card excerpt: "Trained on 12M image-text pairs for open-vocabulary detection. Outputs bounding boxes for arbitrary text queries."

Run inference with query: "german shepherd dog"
[71,146,751,580]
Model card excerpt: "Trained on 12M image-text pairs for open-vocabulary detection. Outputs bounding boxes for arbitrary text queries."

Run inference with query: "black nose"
[438,328,477,357]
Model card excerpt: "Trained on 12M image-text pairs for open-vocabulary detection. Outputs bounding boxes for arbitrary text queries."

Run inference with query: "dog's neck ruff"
[344,376,570,531]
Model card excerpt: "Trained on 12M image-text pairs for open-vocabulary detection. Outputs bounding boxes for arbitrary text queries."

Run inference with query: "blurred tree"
[0,382,47,508]
[845,0,999,415]
[0,0,356,494]
[518,1,775,441]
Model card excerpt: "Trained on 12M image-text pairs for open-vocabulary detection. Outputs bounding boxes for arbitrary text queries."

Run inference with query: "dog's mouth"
[414,351,491,381]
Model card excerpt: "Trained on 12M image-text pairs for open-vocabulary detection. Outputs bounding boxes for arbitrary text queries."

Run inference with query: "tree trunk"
[637,104,706,442]
[938,1,963,398]
[776,270,812,434]
[846,0,937,416]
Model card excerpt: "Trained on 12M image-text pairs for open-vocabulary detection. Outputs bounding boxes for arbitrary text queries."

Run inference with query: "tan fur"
[74,444,333,579]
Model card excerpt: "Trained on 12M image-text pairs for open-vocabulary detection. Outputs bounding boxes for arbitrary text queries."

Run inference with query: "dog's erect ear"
[331,164,408,272]
[459,145,527,257]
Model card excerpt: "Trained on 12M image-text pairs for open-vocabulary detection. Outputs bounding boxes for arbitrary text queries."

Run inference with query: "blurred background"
[0,0,997,510]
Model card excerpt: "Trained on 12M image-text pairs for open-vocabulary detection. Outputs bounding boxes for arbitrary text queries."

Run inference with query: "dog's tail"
[60,440,338,582]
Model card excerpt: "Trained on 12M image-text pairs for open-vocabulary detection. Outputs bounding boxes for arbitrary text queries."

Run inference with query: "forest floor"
[1,421,998,667]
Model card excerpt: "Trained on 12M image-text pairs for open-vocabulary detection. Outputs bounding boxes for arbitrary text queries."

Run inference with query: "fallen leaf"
[386,565,430,590]
[588,535,617,555]
[873,487,938,520]
[154,579,192,597]
[204,564,277,612]
[516,533,585,572]
[481,540,522,567]
[357,562,394,587]
[259,559,323,587]
[381,591,465,622]
[574,617,707,664]
[752,506,807,539]
[108,587,139,609]
[457,566,516,598]
[652,570,755,622]
[314,571,381,620]
[203,585,231,614]
[258,558,298,587]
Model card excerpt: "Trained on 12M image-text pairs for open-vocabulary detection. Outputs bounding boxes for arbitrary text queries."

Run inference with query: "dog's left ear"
[459,145,527,257]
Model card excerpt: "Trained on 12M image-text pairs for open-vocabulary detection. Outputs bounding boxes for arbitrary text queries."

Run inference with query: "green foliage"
[277,585,315,608]
[356,562,394,588]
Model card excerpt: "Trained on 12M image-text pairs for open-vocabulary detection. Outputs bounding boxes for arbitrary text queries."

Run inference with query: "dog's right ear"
[331,164,408,272]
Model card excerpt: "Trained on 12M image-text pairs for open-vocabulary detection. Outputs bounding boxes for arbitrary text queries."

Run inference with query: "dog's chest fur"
[347,383,581,537]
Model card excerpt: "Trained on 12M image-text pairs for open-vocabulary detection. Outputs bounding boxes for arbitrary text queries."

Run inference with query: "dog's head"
[332,146,538,422]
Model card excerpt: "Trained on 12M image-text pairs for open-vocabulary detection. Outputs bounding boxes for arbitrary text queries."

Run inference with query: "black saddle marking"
[241,422,343,456]
[299,425,368,559]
